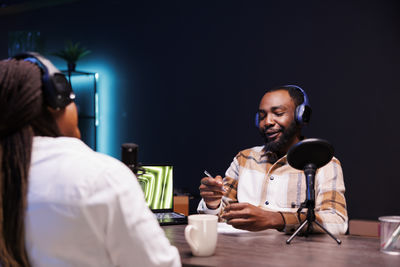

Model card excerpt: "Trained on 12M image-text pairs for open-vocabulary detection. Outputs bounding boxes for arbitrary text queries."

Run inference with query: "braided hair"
[0,58,60,266]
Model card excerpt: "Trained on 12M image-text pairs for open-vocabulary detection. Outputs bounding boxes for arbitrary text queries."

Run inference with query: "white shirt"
[25,136,181,267]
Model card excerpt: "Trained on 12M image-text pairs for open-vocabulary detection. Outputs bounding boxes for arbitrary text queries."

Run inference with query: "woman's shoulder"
[30,136,136,195]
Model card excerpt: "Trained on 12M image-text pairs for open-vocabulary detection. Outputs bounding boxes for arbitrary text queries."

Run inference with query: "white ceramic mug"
[184,214,218,256]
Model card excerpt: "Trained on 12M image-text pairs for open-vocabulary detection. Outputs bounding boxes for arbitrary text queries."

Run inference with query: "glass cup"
[379,216,400,255]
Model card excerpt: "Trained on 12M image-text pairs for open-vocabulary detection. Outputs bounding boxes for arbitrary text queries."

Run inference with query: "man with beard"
[197,85,348,235]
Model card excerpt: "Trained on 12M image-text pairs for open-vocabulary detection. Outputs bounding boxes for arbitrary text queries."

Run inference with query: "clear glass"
[379,216,400,255]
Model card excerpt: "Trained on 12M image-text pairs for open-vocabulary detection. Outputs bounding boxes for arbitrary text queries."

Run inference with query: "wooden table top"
[162,224,400,267]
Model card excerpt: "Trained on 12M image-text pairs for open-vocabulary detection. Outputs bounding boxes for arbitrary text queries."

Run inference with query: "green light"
[138,166,173,210]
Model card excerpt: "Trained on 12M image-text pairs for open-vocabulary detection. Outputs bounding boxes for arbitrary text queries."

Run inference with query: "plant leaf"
[51,41,91,63]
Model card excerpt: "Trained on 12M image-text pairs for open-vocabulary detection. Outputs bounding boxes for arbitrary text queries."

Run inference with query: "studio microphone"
[121,143,139,174]
[285,138,341,245]
[287,138,334,206]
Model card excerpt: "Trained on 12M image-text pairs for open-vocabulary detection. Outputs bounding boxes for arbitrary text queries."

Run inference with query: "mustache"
[262,126,284,134]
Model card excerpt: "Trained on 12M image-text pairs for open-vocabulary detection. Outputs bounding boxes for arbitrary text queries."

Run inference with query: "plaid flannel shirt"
[198,145,348,235]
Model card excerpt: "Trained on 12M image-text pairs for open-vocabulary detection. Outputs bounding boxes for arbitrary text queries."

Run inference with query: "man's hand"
[221,202,284,231]
[199,175,225,209]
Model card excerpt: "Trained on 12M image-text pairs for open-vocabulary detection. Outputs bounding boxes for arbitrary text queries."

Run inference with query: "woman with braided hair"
[0,58,180,267]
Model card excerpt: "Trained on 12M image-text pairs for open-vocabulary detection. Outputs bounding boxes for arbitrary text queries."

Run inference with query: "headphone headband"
[281,84,310,108]
[13,52,75,109]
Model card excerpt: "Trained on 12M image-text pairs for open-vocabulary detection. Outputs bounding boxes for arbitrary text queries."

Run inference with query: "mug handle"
[185,225,199,254]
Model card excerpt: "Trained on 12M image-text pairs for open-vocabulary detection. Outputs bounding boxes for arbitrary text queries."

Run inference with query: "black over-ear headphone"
[255,85,312,127]
[13,52,75,109]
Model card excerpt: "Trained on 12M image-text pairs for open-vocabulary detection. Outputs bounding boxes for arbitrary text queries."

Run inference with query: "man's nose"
[262,114,275,127]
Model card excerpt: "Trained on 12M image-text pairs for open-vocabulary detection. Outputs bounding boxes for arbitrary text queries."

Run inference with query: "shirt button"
[265,201,269,205]
[270,176,274,180]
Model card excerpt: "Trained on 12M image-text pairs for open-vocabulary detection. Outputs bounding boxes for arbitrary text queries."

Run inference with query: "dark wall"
[1,0,400,219]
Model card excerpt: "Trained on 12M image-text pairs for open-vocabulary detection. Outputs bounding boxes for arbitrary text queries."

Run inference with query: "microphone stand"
[286,163,342,245]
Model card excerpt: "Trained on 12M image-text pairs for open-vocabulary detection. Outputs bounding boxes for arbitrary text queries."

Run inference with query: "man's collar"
[261,150,288,165]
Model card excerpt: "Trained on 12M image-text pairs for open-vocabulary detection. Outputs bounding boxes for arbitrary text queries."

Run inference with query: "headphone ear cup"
[46,73,74,109]
[295,104,304,125]
[295,104,312,125]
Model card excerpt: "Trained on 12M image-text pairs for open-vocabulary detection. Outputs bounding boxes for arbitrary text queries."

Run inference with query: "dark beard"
[259,120,299,158]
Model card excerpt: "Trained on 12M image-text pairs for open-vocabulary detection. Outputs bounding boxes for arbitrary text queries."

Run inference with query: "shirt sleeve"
[197,198,223,214]
[280,158,348,235]
[83,163,181,267]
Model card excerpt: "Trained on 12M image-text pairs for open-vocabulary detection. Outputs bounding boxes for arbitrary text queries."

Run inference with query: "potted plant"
[52,41,91,72]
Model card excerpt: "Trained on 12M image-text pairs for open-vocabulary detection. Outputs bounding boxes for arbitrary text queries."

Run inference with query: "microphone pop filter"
[287,138,334,170]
